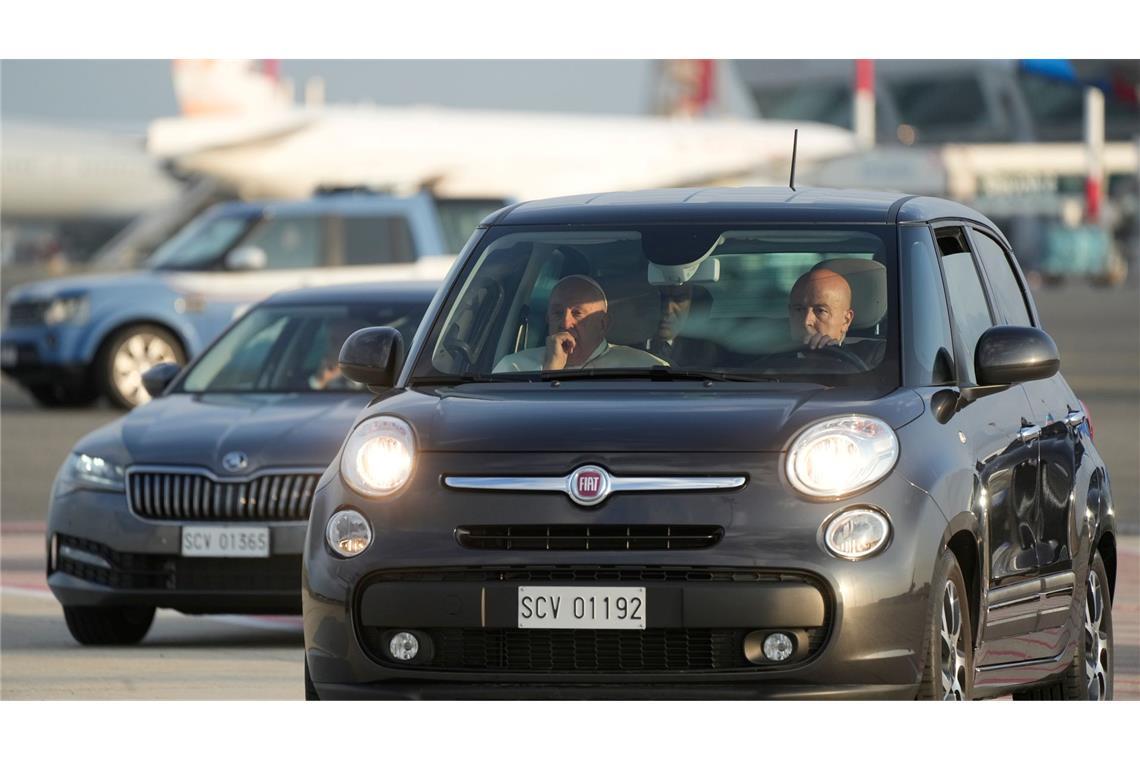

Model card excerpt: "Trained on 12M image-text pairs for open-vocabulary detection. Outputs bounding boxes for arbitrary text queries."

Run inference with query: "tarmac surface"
[1,278,1137,699]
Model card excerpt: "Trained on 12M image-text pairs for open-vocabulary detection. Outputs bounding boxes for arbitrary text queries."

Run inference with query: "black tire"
[96,324,186,409]
[916,550,974,700]
[304,658,320,701]
[63,605,155,646]
[1013,551,1114,700]
[24,382,99,408]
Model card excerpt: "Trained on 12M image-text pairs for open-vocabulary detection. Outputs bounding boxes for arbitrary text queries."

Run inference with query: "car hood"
[74,393,369,473]
[369,384,925,453]
[6,270,164,301]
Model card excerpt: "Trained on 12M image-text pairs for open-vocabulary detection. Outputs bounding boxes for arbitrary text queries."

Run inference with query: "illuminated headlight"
[43,295,89,325]
[340,416,415,497]
[325,509,373,557]
[58,452,125,493]
[786,415,898,498]
[824,508,891,560]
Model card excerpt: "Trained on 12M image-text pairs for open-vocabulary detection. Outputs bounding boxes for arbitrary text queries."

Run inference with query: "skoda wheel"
[916,550,973,700]
[98,324,185,409]
[63,605,155,646]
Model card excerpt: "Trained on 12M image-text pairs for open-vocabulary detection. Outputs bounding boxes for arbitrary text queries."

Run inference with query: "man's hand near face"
[801,332,841,350]
[543,331,577,371]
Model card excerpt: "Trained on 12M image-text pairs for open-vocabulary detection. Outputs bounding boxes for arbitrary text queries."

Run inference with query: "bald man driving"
[494,275,664,372]
[788,267,855,349]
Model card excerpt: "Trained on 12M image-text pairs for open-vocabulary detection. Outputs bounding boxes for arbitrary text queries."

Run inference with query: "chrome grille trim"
[126,466,324,522]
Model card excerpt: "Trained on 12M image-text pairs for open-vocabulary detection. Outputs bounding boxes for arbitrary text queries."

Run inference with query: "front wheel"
[97,325,185,409]
[1013,550,1113,700]
[916,550,974,700]
[63,605,155,645]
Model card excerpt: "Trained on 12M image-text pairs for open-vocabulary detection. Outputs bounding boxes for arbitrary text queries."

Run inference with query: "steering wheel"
[752,345,870,373]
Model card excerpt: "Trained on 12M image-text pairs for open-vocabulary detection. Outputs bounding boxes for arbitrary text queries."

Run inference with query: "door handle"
[1065,411,1085,428]
[1018,425,1041,443]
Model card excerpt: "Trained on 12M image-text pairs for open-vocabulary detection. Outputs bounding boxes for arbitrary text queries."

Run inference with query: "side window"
[342,216,416,266]
[901,226,955,385]
[972,230,1033,327]
[242,217,322,269]
[936,227,994,385]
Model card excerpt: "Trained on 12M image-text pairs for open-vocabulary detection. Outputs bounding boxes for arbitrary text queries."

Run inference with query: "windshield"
[179,301,428,394]
[146,213,257,270]
[414,224,898,386]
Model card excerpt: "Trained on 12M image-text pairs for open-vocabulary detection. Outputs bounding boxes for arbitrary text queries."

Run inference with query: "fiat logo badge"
[221,451,249,473]
[567,465,611,507]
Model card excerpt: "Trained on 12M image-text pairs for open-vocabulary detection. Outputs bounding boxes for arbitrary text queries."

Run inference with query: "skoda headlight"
[786,415,898,498]
[340,416,415,497]
[43,294,89,325]
[60,452,126,493]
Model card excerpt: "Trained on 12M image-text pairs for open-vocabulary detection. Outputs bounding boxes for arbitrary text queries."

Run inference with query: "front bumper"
[1,324,90,386]
[303,452,950,699]
[47,486,307,614]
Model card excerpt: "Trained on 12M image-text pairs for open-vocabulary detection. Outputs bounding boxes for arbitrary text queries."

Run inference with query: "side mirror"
[975,326,1060,386]
[225,245,268,271]
[339,327,404,390]
[141,362,182,398]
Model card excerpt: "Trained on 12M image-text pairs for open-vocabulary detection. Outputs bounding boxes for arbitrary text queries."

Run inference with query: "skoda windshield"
[178,302,427,394]
[414,224,899,387]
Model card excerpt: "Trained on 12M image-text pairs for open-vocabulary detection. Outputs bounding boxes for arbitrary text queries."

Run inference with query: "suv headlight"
[58,452,126,493]
[44,295,89,325]
[340,416,416,498]
[786,415,898,498]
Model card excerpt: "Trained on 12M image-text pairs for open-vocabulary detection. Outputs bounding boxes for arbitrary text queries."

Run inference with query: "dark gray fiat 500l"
[303,188,1116,700]
[46,282,435,645]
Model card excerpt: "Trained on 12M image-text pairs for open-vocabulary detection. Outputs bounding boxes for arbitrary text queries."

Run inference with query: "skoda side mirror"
[225,245,268,271]
[339,327,405,390]
[974,326,1060,386]
[141,362,182,399]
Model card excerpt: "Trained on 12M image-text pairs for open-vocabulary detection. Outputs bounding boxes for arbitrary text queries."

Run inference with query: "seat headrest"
[811,258,887,329]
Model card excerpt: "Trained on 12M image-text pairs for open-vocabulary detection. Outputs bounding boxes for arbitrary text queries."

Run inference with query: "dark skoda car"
[46,282,435,645]
[303,188,1115,700]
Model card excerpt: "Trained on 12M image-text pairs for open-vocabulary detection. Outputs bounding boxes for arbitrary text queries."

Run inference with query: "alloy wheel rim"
[112,333,176,406]
[940,580,967,700]
[1084,570,1109,700]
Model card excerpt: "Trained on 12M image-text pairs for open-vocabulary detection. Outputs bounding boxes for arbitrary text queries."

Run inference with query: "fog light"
[763,632,794,662]
[389,631,419,661]
[325,509,372,558]
[824,507,890,560]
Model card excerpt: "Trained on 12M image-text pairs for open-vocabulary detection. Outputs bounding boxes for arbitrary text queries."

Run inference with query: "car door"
[970,226,1076,632]
[932,224,1044,659]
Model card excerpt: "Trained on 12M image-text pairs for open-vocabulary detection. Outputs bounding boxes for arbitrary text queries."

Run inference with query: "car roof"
[264,281,441,306]
[484,187,1008,243]
[208,193,425,218]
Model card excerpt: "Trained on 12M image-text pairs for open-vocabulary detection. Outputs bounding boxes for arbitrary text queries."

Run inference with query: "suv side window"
[242,217,323,269]
[935,227,994,385]
[342,216,416,266]
[901,226,955,385]
[972,230,1033,327]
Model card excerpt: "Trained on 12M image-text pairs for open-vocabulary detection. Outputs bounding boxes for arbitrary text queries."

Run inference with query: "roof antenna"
[789,128,799,191]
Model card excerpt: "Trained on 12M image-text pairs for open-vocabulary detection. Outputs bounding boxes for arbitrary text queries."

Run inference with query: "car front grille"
[6,300,49,326]
[127,470,320,522]
[455,525,723,551]
[54,534,299,592]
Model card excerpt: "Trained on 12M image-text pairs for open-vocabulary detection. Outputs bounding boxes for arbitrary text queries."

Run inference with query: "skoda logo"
[221,451,249,473]
[567,465,611,507]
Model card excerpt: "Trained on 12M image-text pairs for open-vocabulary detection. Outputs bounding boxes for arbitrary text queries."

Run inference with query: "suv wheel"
[63,605,155,645]
[916,550,974,700]
[1013,550,1113,700]
[98,325,184,409]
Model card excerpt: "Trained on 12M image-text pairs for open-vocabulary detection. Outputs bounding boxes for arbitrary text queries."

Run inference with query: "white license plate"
[0,345,17,367]
[181,525,269,557]
[518,586,646,630]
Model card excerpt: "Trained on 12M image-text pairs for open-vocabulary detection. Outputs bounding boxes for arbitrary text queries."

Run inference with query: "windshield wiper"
[408,373,511,386]
[539,366,780,383]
